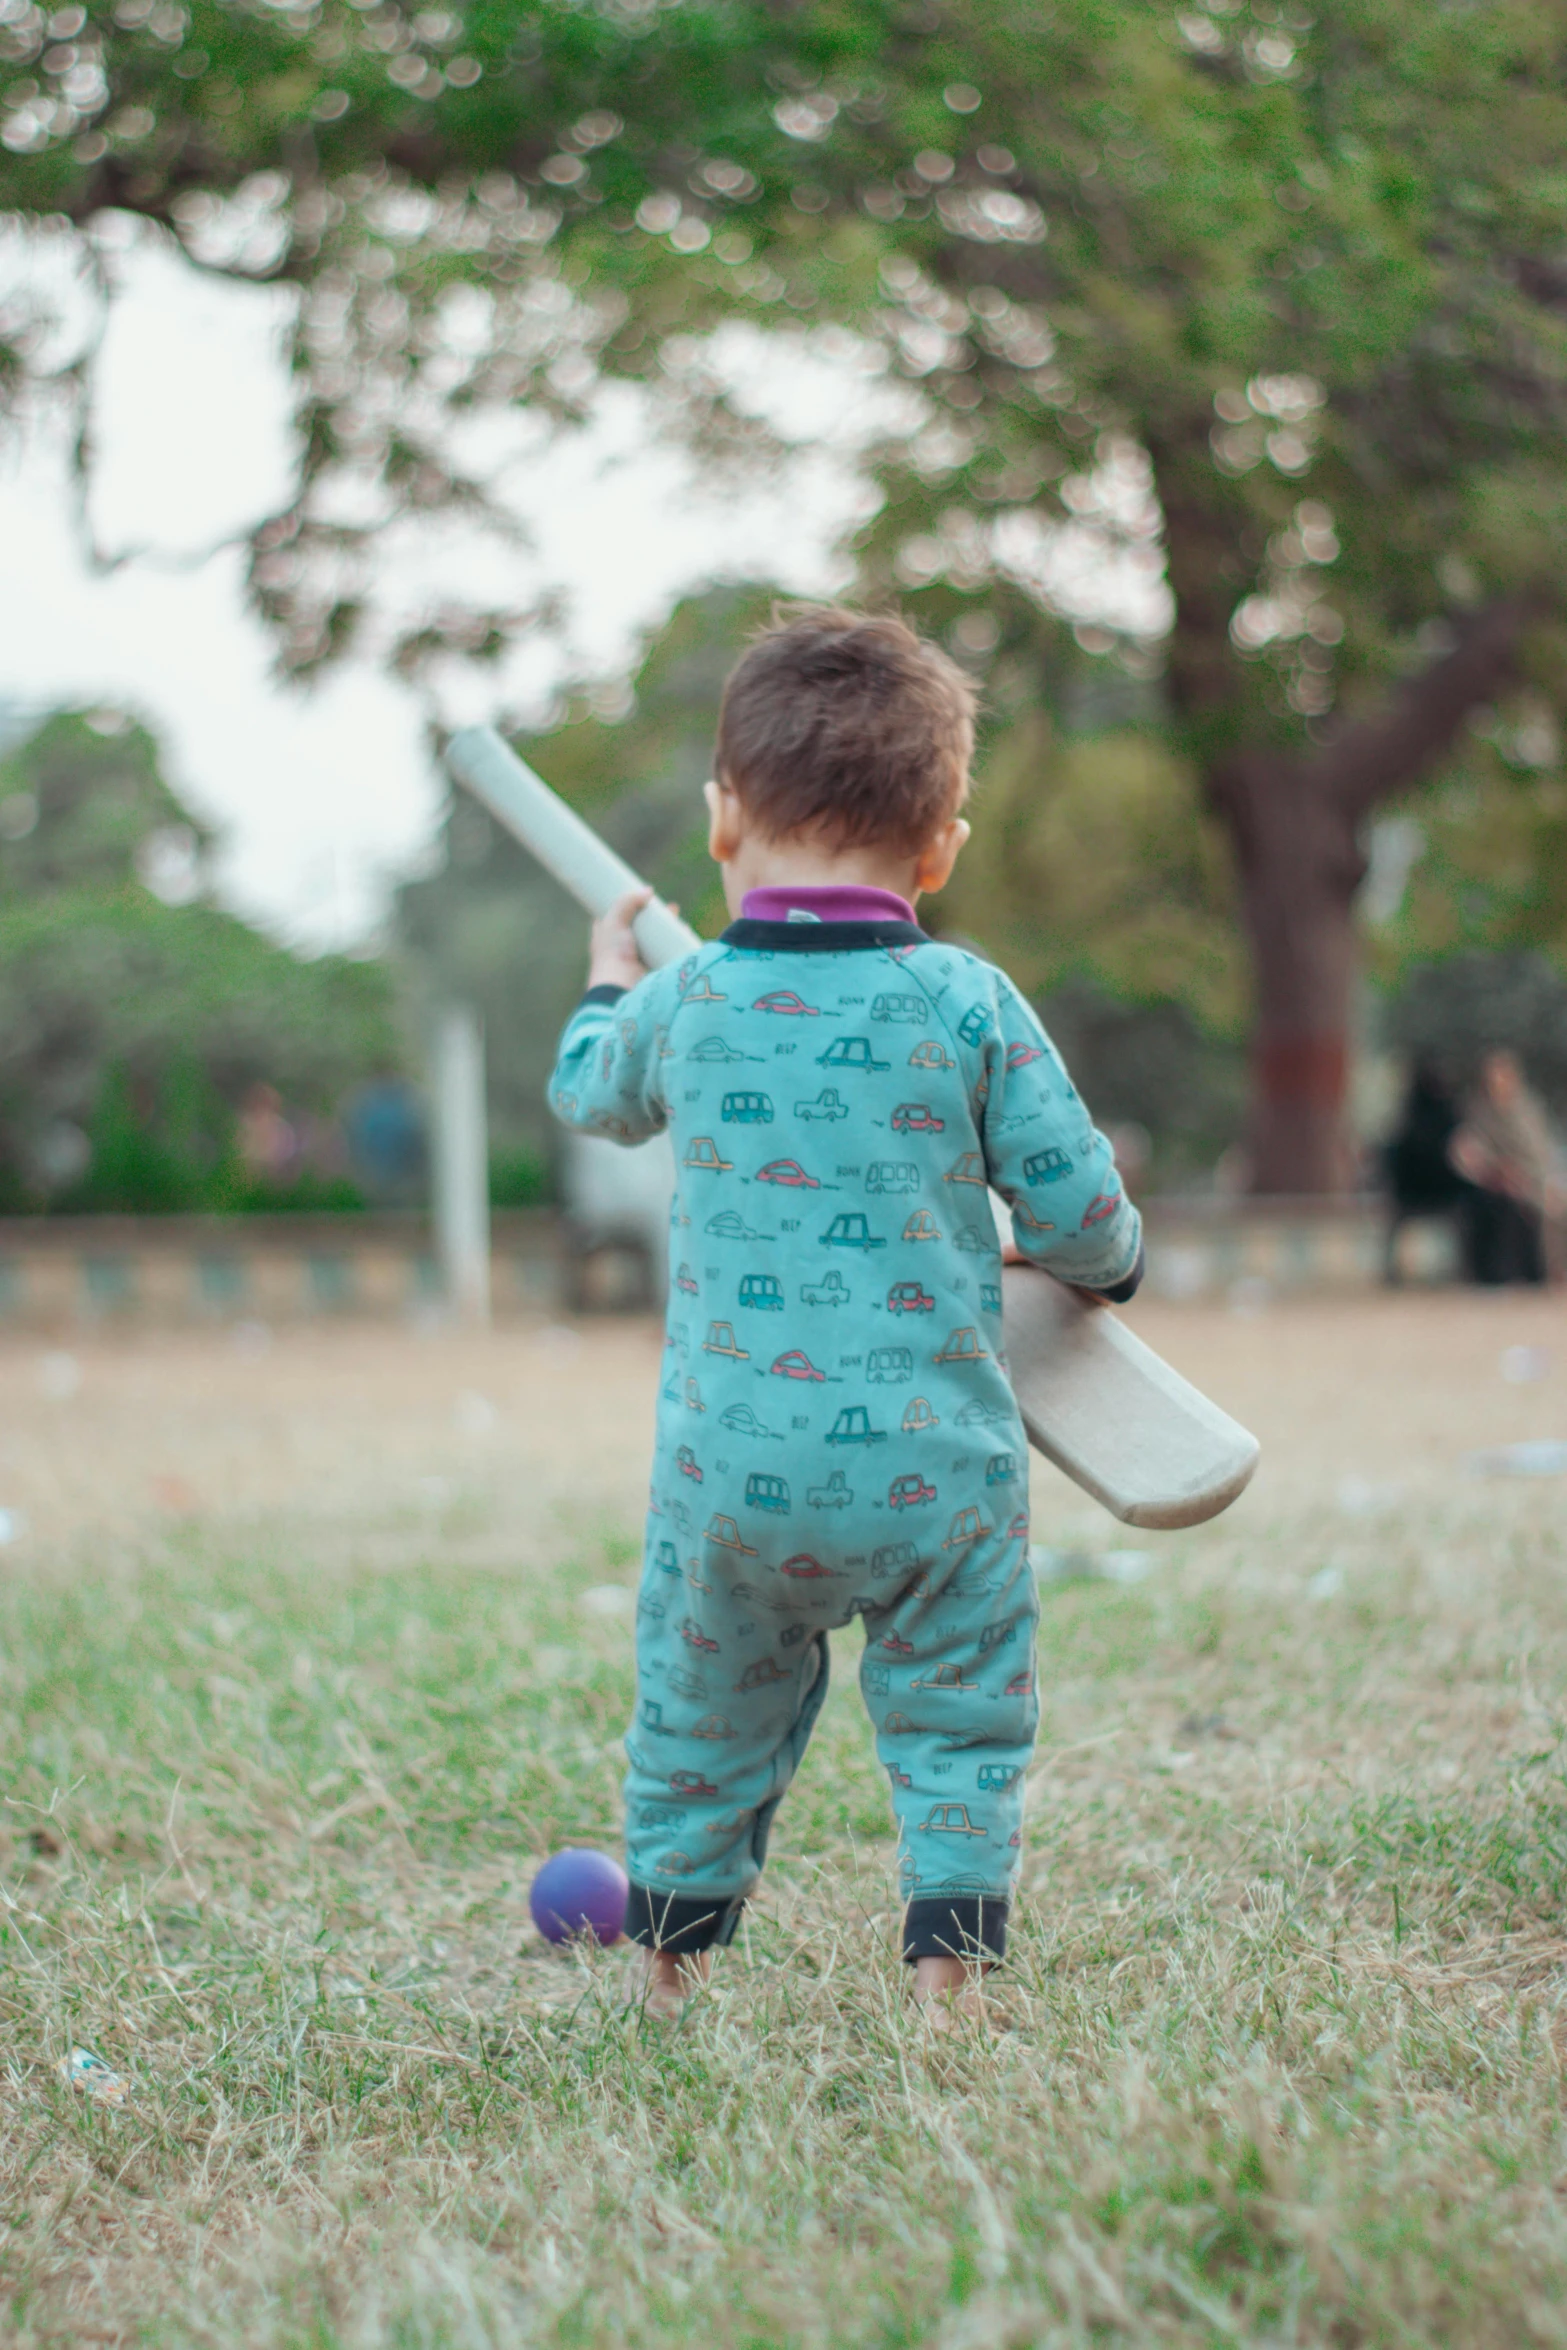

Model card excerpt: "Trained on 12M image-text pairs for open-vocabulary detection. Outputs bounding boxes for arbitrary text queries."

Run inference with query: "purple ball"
[529,1848,629,1947]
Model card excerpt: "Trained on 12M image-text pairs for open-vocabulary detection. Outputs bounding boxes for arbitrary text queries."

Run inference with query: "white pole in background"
[432,1003,490,1325]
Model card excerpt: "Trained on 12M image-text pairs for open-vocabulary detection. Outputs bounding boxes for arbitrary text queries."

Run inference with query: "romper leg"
[857,1508,1039,1963]
[623,1511,837,1951]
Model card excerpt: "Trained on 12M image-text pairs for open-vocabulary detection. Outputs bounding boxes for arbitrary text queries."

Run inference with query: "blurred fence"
[0,1196,1457,1329]
[0,1212,550,1327]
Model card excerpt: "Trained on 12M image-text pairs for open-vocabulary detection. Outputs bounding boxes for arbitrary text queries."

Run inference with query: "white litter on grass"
[452,1390,498,1437]
[37,1351,81,1401]
[1500,1346,1552,1385]
[535,1644,581,1676]
[1032,1545,1092,1581]
[1033,1545,1153,1586]
[0,1508,26,1546]
[1464,1439,1567,1479]
[61,2047,126,2106]
[1336,1477,1404,1518]
[416,1476,453,1508]
[1309,1565,1344,1600]
[579,1584,634,1617]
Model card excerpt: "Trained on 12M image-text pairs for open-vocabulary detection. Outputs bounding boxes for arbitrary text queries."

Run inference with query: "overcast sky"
[0,223,881,952]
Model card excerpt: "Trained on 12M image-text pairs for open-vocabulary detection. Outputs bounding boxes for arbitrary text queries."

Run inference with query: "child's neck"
[720,836,923,919]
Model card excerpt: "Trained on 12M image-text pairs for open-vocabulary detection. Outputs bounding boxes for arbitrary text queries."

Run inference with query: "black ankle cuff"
[902,1895,1008,1964]
[625,1883,747,1954]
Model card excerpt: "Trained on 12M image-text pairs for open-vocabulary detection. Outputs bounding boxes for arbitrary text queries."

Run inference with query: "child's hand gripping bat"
[445,726,1260,1530]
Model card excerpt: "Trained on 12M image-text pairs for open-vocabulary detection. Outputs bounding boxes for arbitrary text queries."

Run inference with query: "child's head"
[705,606,975,904]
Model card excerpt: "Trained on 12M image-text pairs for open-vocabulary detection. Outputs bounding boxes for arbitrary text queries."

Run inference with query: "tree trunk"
[1210,750,1367,1193]
[1153,424,1531,1191]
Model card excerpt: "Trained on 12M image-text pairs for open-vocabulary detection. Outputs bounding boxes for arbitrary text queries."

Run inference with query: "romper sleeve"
[977,971,1143,1295]
[546,967,675,1146]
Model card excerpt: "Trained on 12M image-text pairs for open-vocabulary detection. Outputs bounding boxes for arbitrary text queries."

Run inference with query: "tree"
[819,3,1567,1186]
[6,3,1567,1187]
[0,711,404,1209]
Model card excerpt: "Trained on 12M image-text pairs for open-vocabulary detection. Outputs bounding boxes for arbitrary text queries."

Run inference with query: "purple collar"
[739,883,918,927]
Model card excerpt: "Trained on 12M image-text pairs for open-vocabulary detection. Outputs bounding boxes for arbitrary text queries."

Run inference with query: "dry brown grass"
[2,1291,1566,2346]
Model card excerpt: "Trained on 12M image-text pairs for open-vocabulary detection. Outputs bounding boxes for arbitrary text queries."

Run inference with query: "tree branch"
[1302,593,1532,818]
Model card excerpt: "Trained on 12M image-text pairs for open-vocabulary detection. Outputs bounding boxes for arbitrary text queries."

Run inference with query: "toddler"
[547,608,1143,2017]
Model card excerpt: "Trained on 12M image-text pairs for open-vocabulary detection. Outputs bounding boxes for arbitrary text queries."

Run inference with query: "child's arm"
[546,890,674,1145]
[978,973,1143,1299]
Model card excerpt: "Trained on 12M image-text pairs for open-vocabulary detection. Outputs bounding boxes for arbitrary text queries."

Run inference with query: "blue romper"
[547,908,1142,1964]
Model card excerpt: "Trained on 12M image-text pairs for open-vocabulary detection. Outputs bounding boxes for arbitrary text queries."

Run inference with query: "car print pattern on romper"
[546,925,1141,1922]
[704,1321,749,1358]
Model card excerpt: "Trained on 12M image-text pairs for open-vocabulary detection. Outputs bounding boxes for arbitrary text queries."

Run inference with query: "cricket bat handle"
[445,726,703,972]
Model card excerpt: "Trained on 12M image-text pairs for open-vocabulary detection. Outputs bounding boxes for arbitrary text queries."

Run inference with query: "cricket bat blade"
[1003,1266,1259,1529]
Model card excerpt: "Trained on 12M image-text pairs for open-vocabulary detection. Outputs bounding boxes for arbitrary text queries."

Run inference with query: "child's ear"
[705,776,744,865]
[916,815,971,897]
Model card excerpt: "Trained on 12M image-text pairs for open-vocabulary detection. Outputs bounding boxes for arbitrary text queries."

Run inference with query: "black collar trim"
[719,918,928,953]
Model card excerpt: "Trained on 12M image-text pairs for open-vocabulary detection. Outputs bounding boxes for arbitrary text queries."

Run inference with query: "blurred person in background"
[236,1082,301,1189]
[344,1076,426,1206]
[1450,1049,1560,1286]
[1382,1060,1472,1284]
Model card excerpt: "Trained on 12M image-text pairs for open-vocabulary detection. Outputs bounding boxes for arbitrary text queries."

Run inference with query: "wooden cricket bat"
[446,725,1260,1530]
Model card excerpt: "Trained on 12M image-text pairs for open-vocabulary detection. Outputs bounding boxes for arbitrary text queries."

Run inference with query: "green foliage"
[0,709,207,893]
[7,3,1567,743]
[9,3,1567,1170]
[67,1059,205,1215]
[487,1143,549,1208]
[1370,725,1567,981]
[944,715,1243,1029]
[0,712,404,1212]
[937,704,1248,1178]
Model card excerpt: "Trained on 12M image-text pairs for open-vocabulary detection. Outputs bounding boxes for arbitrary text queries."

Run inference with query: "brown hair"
[714,605,975,853]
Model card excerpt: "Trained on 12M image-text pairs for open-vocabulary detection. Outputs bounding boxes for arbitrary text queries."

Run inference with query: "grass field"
[3,1292,1567,2347]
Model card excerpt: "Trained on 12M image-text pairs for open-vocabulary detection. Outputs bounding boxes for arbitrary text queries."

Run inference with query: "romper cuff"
[902,1894,1008,1965]
[625,1882,747,1953]
[580,983,628,1007]
[1075,1239,1145,1306]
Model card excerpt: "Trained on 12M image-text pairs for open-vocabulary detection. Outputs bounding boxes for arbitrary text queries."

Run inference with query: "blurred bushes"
[0,711,407,1215]
[487,1147,550,1210]
[938,711,1247,1187]
[940,715,1245,1036]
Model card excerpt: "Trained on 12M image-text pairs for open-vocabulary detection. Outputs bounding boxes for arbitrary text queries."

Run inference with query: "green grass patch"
[3,1505,1567,2345]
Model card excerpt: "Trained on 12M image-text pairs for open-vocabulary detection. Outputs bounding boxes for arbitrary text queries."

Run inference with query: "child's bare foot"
[911,1955,990,2031]
[633,1947,712,2018]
